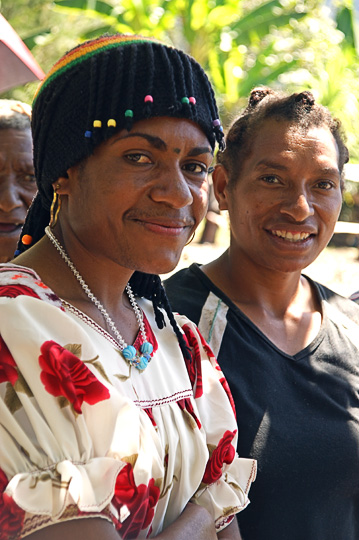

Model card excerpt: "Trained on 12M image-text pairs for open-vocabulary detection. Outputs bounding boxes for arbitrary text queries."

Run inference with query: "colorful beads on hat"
[144,95,153,103]
[84,130,93,138]
[189,97,196,105]
[22,234,33,246]
[181,97,190,104]
[93,120,102,128]
[125,109,134,118]
[107,119,117,128]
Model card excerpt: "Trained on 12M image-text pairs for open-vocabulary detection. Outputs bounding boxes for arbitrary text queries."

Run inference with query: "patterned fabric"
[0,264,256,538]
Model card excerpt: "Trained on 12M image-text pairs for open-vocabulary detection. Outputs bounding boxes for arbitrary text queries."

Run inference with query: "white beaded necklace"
[45,226,154,371]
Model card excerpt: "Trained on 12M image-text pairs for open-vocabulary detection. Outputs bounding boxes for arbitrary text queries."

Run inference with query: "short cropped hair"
[0,99,31,131]
[218,87,349,183]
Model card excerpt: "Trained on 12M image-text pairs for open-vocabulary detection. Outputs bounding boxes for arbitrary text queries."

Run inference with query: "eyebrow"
[255,160,289,171]
[187,146,213,157]
[111,132,167,151]
[256,160,340,177]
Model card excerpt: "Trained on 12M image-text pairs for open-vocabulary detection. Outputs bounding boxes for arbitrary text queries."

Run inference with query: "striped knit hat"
[32,33,223,206]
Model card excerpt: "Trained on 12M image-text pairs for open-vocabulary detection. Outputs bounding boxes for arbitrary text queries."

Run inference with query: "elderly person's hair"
[0,99,31,130]
[218,87,349,183]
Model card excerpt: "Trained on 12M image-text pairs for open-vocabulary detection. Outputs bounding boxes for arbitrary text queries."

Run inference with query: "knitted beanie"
[33,33,223,205]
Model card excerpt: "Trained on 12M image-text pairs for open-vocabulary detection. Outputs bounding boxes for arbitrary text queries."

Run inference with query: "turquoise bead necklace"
[45,226,154,371]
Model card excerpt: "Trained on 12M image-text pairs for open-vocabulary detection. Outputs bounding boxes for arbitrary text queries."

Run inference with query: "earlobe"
[212,164,230,211]
[52,171,70,195]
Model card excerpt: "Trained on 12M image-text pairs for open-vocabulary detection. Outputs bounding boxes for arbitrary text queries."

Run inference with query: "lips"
[131,212,195,235]
[0,222,23,235]
[138,219,191,236]
[270,229,313,243]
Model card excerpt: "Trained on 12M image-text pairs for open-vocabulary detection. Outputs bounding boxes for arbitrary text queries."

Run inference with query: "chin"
[136,255,182,277]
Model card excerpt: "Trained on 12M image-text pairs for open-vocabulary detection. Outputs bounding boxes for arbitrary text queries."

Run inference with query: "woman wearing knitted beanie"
[0,35,256,539]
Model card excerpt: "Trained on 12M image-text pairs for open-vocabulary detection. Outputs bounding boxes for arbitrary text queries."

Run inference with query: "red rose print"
[0,336,18,385]
[0,284,41,300]
[181,324,203,398]
[219,375,236,418]
[114,463,137,505]
[113,464,160,539]
[202,430,237,485]
[0,468,25,540]
[39,341,110,414]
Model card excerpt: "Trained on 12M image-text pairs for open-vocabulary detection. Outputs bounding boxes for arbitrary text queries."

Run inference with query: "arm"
[26,508,242,540]
[26,518,120,540]
[217,518,242,540]
[26,504,219,540]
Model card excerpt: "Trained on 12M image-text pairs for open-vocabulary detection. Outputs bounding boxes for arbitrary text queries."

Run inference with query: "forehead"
[105,116,212,149]
[0,128,33,153]
[249,119,339,165]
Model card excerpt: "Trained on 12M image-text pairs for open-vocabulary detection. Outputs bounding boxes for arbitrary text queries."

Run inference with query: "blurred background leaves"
[1,0,359,223]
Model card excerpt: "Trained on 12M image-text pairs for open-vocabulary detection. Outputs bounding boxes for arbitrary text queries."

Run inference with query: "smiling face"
[213,119,342,275]
[0,128,36,262]
[57,117,212,275]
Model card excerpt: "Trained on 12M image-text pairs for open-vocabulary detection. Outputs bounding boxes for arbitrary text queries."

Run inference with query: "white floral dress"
[0,264,256,539]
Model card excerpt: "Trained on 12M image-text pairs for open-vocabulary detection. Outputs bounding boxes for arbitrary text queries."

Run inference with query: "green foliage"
[1,0,359,165]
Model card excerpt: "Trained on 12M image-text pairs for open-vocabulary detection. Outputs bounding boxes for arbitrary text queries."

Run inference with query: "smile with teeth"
[271,230,311,242]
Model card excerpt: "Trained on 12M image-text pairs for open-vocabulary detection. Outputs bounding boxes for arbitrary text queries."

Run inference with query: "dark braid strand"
[17,194,50,254]
[160,47,178,112]
[93,50,110,145]
[143,44,155,118]
[130,272,192,361]
[84,55,99,150]
[182,54,197,122]
[108,47,124,132]
[172,49,191,116]
[125,45,138,131]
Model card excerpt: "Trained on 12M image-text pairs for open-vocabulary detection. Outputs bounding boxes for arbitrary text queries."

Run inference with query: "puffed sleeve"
[175,314,257,532]
[0,292,126,537]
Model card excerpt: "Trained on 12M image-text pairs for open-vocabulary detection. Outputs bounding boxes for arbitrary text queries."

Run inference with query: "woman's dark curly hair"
[218,87,349,185]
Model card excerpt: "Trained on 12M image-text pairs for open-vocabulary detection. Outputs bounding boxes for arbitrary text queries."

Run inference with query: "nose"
[149,166,194,208]
[279,189,314,222]
[0,176,23,212]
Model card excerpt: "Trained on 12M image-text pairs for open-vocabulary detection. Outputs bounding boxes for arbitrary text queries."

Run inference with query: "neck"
[44,226,153,362]
[47,224,133,313]
[202,248,310,318]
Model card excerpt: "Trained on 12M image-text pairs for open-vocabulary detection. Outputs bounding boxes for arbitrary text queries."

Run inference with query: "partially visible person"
[0,35,256,539]
[199,181,221,244]
[166,88,359,540]
[0,99,35,262]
